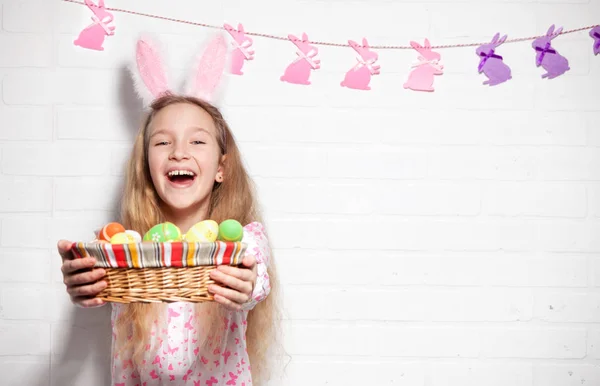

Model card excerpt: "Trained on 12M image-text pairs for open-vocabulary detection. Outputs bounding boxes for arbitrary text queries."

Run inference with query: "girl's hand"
[57,240,107,308]
[208,254,257,311]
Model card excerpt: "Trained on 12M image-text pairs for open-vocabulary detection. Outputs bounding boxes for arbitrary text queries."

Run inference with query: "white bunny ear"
[184,32,230,103]
[128,33,172,108]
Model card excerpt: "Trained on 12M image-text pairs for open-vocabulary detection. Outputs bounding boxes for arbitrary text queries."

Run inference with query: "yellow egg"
[184,220,219,242]
[125,230,142,242]
[110,232,136,244]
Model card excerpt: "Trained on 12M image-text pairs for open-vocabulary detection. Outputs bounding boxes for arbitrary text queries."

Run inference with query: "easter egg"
[98,222,126,242]
[110,232,137,244]
[184,220,219,242]
[143,222,182,243]
[218,219,243,242]
[125,230,142,242]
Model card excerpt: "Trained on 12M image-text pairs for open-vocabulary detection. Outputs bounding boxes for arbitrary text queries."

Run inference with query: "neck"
[161,202,210,235]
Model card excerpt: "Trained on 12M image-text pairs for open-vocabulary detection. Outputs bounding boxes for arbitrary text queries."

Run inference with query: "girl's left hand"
[208,254,257,311]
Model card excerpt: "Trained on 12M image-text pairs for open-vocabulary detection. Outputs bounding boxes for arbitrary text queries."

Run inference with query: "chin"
[159,190,209,213]
[162,195,202,210]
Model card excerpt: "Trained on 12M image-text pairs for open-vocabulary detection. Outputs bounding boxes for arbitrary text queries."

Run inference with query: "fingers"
[63,267,106,287]
[214,287,245,311]
[71,296,106,308]
[210,267,253,294]
[209,262,258,311]
[214,264,254,283]
[241,253,256,269]
[61,257,97,275]
[66,280,107,298]
[57,239,73,261]
[58,240,106,308]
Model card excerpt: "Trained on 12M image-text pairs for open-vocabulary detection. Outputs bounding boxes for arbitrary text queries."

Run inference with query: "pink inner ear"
[136,39,170,98]
[191,34,228,101]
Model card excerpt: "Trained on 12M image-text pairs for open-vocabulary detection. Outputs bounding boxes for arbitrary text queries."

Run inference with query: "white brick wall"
[1,0,599,385]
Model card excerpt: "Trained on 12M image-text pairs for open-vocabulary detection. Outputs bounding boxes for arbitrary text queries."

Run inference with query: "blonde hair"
[114,94,282,385]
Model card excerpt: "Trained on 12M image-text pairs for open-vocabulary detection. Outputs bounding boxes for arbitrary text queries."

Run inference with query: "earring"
[217,175,223,182]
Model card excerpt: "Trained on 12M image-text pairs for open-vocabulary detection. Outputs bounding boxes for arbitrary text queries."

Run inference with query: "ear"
[498,34,508,44]
[184,33,229,103]
[98,0,104,7]
[547,24,555,36]
[424,38,431,48]
[238,23,244,32]
[215,154,227,182]
[302,32,308,41]
[362,37,369,47]
[491,33,499,43]
[553,26,563,37]
[129,34,172,107]
[410,41,422,50]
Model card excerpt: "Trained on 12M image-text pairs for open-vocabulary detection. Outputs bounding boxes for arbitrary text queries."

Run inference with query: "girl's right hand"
[57,240,107,308]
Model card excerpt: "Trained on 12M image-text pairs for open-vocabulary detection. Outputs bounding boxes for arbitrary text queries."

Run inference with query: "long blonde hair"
[114,94,281,384]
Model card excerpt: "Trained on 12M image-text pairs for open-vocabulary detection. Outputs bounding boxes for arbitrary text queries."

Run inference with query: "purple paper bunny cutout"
[532,24,570,79]
[476,33,512,86]
[280,33,320,85]
[224,22,254,75]
[73,0,115,51]
[590,26,600,56]
[340,38,380,90]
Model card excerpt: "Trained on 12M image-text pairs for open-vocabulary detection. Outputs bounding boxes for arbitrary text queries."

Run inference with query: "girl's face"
[147,102,223,224]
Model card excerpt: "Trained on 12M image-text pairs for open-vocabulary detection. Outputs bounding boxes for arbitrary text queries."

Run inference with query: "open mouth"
[166,170,196,186]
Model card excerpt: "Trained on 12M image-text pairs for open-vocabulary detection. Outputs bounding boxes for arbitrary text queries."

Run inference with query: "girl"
[56,33,280,385]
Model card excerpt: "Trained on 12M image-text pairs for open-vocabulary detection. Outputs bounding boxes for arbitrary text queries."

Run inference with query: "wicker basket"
[70,240,247,304]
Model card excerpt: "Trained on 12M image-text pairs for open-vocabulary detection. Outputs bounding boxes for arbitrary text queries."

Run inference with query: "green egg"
[143,222,182,242]
[218,219,243,242]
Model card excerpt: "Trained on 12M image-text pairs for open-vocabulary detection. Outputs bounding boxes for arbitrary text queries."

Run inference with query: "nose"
[168,141,190,160]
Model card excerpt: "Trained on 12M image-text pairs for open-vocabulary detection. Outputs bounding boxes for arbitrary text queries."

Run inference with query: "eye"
[155,141,169,146]
[191,140,206,145]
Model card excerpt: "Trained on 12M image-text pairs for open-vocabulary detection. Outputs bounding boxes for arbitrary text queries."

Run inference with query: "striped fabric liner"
[70,241,247,268]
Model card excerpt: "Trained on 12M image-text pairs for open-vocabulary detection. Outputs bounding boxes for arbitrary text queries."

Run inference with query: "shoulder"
[243,221,266,234]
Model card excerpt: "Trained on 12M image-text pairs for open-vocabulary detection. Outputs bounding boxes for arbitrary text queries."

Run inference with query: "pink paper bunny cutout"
[476,33,512,86]
[403,39,443,92]
[73,0,115,51]
[280,33,320,85]
[224,23,254,75]
[340,38,380,90]
[531,24,570,79]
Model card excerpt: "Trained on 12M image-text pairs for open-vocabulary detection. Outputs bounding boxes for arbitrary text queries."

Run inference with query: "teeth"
[168,170,195,177]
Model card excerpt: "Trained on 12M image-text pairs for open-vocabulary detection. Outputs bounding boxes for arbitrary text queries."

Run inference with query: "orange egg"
[98,222,126,242]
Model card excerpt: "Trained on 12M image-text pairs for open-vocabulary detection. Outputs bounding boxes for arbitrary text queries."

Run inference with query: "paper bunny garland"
[129,33,229,108]
[70,2,596,93]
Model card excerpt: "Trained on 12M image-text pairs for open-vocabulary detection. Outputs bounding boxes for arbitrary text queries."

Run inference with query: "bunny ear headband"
[130,32,229,108]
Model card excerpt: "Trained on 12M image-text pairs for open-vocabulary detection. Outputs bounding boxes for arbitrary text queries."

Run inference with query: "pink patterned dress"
[110,222,271,386]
